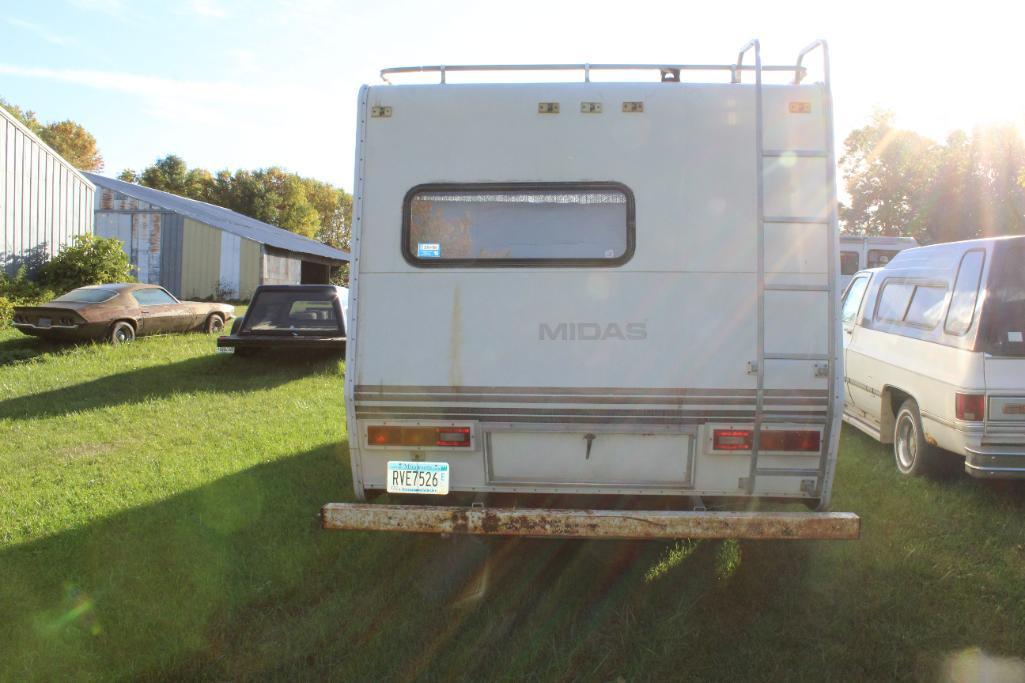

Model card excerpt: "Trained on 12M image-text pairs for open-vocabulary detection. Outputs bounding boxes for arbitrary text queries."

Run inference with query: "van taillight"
[713,429,820,452]
[713,429,752,450]
[955,394,985,421]
[368,425,471,448]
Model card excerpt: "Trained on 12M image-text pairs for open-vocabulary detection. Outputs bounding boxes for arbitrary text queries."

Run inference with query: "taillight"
[367,425,472,448]
[713,428,820,452]
[713,429,752,450]
[955,393,985,421]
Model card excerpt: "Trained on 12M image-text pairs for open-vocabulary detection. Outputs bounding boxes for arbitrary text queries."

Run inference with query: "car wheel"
[109,321,136,345]
[893,399,934,476]
[205,314,225,334]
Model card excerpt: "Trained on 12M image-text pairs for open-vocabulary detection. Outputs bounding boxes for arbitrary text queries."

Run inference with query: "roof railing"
[379,62,807,85]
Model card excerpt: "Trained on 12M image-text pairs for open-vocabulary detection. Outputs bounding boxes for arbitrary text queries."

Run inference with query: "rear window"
[402,182,634,267]
[244,291,342,334]
[867,249,899,268]
[980,240,1025,356]
[53,288,117,303]
[945,250,985,335]
[840,251,860,275]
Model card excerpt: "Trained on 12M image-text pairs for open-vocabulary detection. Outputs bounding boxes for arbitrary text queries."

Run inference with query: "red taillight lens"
[367,425,472,447]
[713,428,820,452]
[713,429,752,450]
[955,393,985,421]
[759,430,821,452]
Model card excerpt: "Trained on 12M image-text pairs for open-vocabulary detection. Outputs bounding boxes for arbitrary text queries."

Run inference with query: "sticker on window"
[418,243,441,258]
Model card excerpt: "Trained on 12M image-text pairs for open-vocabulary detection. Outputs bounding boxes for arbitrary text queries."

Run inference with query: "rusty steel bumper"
[321,503,860,540]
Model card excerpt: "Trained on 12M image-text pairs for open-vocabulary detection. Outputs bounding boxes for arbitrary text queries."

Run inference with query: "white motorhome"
[842,236,1025,478]
[839,235,918,291]
[323,41,859,540]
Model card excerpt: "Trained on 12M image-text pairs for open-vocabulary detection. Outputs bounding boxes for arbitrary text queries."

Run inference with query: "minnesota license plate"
[387,461,449,495]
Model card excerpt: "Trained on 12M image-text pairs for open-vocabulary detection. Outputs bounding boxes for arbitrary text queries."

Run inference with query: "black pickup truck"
[217,285,347,357]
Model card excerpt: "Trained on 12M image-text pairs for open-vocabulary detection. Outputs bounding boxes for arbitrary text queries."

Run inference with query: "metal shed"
[1,106,95,276]
[84,173,349,300]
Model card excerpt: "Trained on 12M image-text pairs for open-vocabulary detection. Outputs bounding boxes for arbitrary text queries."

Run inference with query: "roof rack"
[380,41,826,85]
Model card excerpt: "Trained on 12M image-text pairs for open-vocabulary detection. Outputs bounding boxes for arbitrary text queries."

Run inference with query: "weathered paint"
[263,246,301,285]
[158,214,184,296]
[239,238,261,299]
[1,107,94,275]
[218,231,241,299]
[321,503,861,540]
[180,218,221,299]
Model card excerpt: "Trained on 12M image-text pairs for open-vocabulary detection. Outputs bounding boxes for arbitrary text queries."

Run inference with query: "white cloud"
[188,0,227,18]
[7,18,75,46]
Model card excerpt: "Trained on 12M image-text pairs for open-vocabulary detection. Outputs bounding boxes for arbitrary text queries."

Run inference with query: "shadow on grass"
[0,334,87,366]
[5,438,1022,681]
[0,352,341,420]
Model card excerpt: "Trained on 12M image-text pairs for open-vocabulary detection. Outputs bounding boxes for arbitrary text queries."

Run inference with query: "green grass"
[2,324,1025,681]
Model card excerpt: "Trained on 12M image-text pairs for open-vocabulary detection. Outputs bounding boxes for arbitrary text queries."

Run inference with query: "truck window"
[903,285,946,329]
[875,280,915,323]
[945,250,985,335]
[867,249,899,268]
[841,275,869,325]
[402,182,634,266]
[840,251,859,275]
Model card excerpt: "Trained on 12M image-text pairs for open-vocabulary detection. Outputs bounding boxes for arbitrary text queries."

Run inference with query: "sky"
[2,0,1024,193]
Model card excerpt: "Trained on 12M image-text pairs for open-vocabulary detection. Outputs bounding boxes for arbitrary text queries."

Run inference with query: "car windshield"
[980,240,1025,356]
[243,291,342,335]
[52,288,118,304]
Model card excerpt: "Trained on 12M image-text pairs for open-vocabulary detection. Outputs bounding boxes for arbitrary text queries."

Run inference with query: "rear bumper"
[963,446,1025,478]
[217,334,346,350]
[320,503,860,540]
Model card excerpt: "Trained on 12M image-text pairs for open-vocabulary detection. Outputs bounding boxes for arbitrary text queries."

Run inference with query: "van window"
[840,251,859,275]
[841,275,869,326]
[867,249,899,268]
[945,250,985,335]
[402,183,634,266]
[904,285,947,329]
[980,240,1025,356]
[875,281,915,323]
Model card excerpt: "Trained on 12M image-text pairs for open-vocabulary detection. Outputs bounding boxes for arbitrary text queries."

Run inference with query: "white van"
[323,41,859,540]
[842,236,1025,478]
[839,235,918,291]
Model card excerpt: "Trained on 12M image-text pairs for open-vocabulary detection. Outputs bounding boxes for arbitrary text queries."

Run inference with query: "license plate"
[216,346,234,354]
[387,461,449,495]
[37,318,51,328]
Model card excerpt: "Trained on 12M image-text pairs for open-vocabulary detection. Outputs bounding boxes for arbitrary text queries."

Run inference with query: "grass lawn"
[1,323,1024,681]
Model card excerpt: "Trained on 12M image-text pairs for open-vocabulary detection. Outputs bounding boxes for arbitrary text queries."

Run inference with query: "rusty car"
[12,283,235,345]
[216,284,347,357]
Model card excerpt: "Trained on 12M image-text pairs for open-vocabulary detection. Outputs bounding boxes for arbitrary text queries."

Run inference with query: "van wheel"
[109,321,135,345]
[893,399,934,475]
[205,314,225,334]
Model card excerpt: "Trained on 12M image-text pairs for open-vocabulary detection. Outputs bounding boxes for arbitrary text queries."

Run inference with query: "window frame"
[400,181,636,268]
[944,249,986,336]
[840,274,870,327]
[874,279,916,324]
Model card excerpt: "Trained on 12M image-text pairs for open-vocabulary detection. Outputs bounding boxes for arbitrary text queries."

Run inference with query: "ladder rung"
[763,150,827,158]
[765,284,830,292]
[764,216,828,224]
[754,468,819,477]
[764,353,830,361]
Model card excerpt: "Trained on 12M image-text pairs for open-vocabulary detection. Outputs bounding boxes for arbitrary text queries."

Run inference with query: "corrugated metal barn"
[1,106,95,276]
[84,174,349,300]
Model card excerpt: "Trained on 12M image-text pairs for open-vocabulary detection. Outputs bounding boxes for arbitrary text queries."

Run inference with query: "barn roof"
[84,173,349,262]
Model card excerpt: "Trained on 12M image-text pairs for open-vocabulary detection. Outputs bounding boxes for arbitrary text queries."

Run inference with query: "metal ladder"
[739,40,838,499]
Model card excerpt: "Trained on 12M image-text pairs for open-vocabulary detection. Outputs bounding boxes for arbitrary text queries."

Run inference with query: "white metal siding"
[219,231,241,298]
[0,107,94,275]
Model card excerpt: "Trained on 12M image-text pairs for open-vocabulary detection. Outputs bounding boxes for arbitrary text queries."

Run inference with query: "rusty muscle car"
[12,283,235,344]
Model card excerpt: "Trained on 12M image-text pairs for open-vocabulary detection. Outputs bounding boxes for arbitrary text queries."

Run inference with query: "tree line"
[118,156,352,252]
[1,97,104,171]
